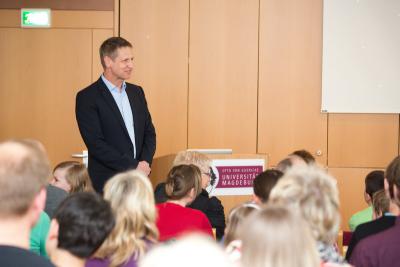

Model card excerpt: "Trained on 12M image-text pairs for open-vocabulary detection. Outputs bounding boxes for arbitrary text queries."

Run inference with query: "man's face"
[105,46,134,81]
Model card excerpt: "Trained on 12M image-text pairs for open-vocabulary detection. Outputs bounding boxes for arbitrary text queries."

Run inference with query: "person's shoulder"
[154,182,166,192]
[156,202,173,212]
[125,81,141,90]
[349,206,372,230]
[350,206,372,220]
[356,226,389,251]
[77,78,103,97]
[208,195,223,206]
[86,257,110,267]
[0,246,55,267]
[354,217,377,231]
[39,211,51,223]
[187,206,209,219]
[125,82,145,96]
[47,184,68,198]
[192,191,208,203]
[199,194,223,212]
[154,183,167,204]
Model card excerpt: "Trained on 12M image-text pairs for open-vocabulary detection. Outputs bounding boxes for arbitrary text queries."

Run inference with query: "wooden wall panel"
[188,0,259,153]
[0,0,114,11]
[0,10,113,29]
[113,0,119,35]
[328,114,399,168]
[92,29,114,81]
[52,11,113,29]
[0,28,92,166]
[258,0,327,166]
[329,167,382,231]
[0,9,19,27]
[120,0,189,157]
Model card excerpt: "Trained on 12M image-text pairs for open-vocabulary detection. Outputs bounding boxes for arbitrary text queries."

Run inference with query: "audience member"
[350,155,400,266]
[348,170,384,231]
[156,165,213,241]
[275,149,315,173]
[30,211,51,257]
[140,235,233,267]
[345,189,396,261]
[87,170,158,267]
[50,161,94,193]
[154,151,225,240]
[46,161,92,218]
[239,205,320,267]
[289,149,316,164]
[46,192,115,267]
[252,169,283,204]
[269,165,346,265]
[223,203,259,263]
[0,139,54,267]
[224,203,260,246]
[275,157,295,172]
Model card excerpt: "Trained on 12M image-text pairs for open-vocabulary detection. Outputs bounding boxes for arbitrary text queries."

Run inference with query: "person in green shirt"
[30,211,51,257]
[348,170,384,231]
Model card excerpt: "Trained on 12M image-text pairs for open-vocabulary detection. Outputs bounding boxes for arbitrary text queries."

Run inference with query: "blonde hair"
[140,234,233,267]
[53,161,94,193]
[95,170,158,267]
[224,203,259,246]
[0,139,50,216]
[173,151,211,174]
[240,205,320,267]
[269,165,340,244]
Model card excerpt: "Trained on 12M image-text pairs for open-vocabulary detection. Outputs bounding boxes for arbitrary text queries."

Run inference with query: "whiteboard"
[322,0,400,113]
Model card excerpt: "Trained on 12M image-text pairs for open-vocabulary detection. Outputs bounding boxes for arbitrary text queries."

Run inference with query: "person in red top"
[156,164,213,241]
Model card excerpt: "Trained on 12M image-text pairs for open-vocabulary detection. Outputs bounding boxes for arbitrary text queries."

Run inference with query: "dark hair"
[165,164,202,200]
[54,192,115,259]
[385,156,400,200]
[275,158,293,173]
[290,150,316,164]
[365,170,384,200]
[253,169,284,203]
[99,37,132,68]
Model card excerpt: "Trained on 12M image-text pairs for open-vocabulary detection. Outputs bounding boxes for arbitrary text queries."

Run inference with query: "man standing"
[76,37,156,192]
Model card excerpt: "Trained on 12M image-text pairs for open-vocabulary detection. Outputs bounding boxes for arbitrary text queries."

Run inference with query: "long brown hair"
[165,164,202,200]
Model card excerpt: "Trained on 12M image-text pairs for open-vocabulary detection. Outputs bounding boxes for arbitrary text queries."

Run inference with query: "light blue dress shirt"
[101,75,136,159]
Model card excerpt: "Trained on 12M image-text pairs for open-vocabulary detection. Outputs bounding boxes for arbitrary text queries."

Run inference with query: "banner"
[207,159,265,196]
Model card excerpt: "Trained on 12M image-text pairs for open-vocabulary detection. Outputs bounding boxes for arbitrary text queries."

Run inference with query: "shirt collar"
[101,74,126,92]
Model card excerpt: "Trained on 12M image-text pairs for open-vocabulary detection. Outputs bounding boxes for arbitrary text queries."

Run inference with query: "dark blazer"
[345,214,396,261]
[154,183,226,240]
[76,78,156,192]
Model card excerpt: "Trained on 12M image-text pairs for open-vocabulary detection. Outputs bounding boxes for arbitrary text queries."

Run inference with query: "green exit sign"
[21,9,51,28]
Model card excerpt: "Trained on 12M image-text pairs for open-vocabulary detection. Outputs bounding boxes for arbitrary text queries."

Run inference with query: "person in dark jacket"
[154,151,225,240]
[345,189,397,261]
